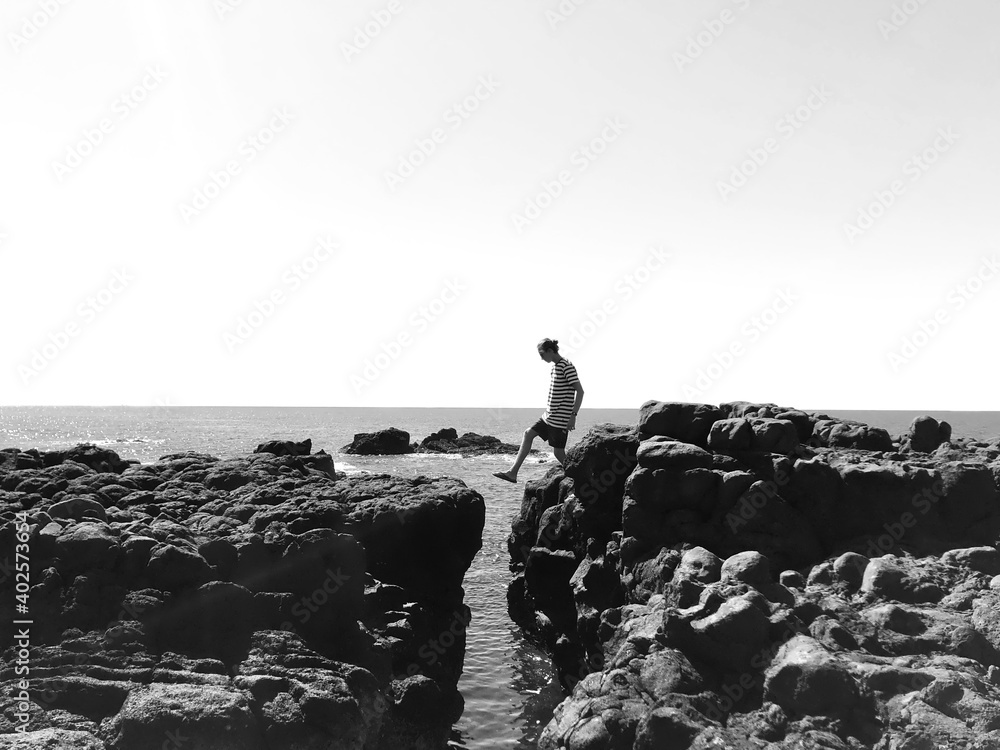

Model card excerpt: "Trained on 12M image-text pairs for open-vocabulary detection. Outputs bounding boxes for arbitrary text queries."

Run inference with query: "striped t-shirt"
[543,359,581,429]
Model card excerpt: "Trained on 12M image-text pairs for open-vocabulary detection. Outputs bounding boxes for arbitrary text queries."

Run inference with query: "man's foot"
[493,471,517,483]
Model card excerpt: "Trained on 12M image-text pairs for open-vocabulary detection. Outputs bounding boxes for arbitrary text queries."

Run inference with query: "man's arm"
[567,383,584,429]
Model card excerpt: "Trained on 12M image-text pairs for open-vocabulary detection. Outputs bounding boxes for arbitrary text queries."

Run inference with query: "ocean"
[2,405,999,748]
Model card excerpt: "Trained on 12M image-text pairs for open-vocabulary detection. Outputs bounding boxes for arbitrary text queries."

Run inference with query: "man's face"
[538,348,554,362]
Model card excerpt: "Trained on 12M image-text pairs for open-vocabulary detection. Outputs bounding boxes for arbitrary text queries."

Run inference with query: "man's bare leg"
[553,446,566,467]
[494,428,537,482]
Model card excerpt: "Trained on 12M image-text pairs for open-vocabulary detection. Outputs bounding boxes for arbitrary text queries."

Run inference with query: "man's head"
[537,338,560,362]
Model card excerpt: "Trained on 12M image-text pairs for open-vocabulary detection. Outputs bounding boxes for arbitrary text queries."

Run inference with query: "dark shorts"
[531,418,568,450]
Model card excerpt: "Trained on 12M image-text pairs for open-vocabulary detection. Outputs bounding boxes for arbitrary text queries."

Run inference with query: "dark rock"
[0,440,483,749]
[145,542,213,592]
[564,423,639,509]
[0,728,106,748]
[638,401,724,447]
[100,683,263,750]
[763,636,861,718]
[636,437,714,471]
[508,466,572,565]
[633,706,706,750]
[391,674,444,724]
[253,438,312,456]
[780,570,806,589]
[832,552,868,591]
[811,419,894,451]
[774,410,815,441]
[418,430,523,456]
[42,444,130,474]
[422,428,458,443]
[53,521,121,574]
[747,418,799,454]
[678,591,772,672]
[48,496,107,523]
[525,547,580,633]
[512,401,1000,748]
[707,418,753,452]
[341,428,413,455]
[905,416,951,453]
[721,550,771,587]
[674,546,722,584]
[942,546,1000,576]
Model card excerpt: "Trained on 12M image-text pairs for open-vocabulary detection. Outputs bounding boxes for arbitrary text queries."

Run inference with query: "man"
[494,338,584,483]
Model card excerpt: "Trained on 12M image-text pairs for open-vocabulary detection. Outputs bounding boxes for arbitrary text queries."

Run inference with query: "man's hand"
[567,414,577,431]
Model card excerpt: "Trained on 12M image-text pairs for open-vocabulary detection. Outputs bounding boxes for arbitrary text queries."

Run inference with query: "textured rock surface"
[341,428,414,455]
[416,428,530,456]
[510,402,1000,749]
[0,442,485,749]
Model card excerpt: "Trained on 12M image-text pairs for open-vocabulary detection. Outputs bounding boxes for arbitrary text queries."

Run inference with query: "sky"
[1,0,998,410]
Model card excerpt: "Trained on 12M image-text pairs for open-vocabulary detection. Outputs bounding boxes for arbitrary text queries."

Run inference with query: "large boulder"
[43,444,130,474]
[53,521,121,573]
[763,636,861,718]
[635,438,714,471]
[686,593,772,671]
[811,419,894,451]
[638,401,724,448]
[904,415,952,453]
[746,418,799,454]
[253,438,312,456]
[707,418,753,452]
[341,428,413,455]
[101,683,263,750]
[564,423,639,507]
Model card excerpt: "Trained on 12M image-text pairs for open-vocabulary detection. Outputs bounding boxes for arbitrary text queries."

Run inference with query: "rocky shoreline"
[0,439,485,749]
[507,401,1000,749]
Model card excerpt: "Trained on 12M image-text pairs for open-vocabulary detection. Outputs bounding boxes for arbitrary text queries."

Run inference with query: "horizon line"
[2,404,999,414]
